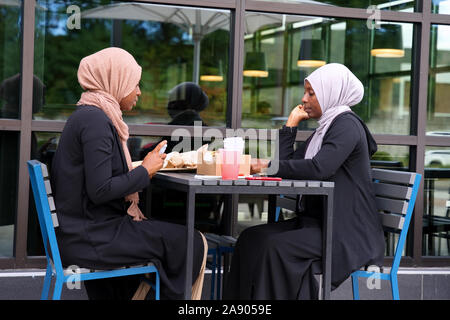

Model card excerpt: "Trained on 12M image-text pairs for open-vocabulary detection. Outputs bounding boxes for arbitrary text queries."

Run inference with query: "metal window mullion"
[227,0,245,130]
[15,0,36,267]
[425,136,450,147]
[410,0,432,265]
[136,0,236,9]
[0,119,22,131]
[245,0,422,23]
[430,13,450,25]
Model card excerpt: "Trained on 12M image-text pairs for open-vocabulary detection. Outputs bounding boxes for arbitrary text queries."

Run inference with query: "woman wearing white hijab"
[224,63,385,300]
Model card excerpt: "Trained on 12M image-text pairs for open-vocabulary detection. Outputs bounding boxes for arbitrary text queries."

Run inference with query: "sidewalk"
[0,268,449,300]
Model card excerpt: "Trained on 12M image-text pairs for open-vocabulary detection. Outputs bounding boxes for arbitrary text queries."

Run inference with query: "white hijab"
[304,63,364,159]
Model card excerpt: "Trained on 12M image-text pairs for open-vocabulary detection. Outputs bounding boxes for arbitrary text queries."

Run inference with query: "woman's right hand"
[250,158,270,174]
[141,141,167,178]
[286,104,309,127]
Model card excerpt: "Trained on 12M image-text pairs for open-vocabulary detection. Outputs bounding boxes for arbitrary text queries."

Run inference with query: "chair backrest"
[274,168,422,273]
[27,160,64,275]
[371,168,421,273]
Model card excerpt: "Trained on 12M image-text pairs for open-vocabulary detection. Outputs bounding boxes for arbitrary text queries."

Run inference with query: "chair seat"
[63,262,157,276]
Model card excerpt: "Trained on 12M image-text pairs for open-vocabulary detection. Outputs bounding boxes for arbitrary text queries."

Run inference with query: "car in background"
[425,150,450,167]
[427,131,450,137]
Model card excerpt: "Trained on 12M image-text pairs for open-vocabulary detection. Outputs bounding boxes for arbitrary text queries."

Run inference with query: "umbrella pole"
[193,38,201,84]
[192,9,202,84]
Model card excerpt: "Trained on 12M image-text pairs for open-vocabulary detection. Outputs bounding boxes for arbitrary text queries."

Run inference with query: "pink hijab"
[77,47,145,221]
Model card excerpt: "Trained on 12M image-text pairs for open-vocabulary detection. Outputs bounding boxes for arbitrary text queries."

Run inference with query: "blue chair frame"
[27,160,160,300]
[206,247,218,299]
[205,233,236,300]
[351,170,422,300]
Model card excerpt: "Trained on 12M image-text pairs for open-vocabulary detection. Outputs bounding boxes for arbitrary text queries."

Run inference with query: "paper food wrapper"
[196,144,251,176]
[163,150,197,169]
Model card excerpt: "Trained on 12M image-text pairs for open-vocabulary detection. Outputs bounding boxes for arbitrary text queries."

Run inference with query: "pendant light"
[297,39,326,68]
[200,60,224,82]
[243,52,269,78]
[371,24,404,58]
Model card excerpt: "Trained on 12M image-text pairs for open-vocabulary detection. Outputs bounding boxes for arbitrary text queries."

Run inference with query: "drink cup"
[224,137,244,152]
[219,148,241,180]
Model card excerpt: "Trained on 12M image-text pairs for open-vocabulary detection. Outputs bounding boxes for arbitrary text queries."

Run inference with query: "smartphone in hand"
[159,143,167,155]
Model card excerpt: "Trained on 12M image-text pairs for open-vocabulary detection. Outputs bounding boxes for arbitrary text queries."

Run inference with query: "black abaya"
[51,105,204,300]
[224,216,322,300]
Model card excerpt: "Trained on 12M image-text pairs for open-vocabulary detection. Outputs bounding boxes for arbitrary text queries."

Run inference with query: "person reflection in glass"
[140,82,221,233]
[140,82,209,156]
[167,82,208,126]
[0,73,45,119]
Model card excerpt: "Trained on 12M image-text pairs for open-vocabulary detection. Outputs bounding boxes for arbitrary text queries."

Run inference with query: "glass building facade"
[0,0,449,268]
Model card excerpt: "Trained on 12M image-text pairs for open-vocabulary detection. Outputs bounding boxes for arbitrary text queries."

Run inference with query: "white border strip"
[0,268,449,278]
[0,270,46,277]
[397,268,450,275]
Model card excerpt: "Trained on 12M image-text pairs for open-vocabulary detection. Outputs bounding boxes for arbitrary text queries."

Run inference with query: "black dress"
[51,105,204,300]
[223,112,385,300]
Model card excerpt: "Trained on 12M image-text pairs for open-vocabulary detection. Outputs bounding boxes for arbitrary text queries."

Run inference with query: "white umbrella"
[82,2,231,83]
[81,2,322,83]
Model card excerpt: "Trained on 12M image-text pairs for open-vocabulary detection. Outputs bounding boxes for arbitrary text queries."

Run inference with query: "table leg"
[184,189,195,299]
[222,194,238,236]
[322,192,333,300]
[221,194,239,298]
[268,194,277,223]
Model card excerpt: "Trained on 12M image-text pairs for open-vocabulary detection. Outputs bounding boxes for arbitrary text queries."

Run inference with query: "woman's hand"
[141,140,167,178]
[286,104,309,127]
[250,158,270,174]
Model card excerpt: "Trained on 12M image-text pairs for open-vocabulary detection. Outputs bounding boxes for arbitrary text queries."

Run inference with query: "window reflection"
[423,146,450,257]
[34,1,230,127]
[427,24,450,137]
[34,0,111,121]
[0,1,22,120]
[432,0,450,14]
[0,131,19,257]
[241,12,413,135]
[370,145,410,170]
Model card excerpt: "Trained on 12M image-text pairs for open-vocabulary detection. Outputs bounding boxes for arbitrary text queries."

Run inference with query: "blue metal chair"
[274,169,422,300]
[205,233,236,300]
[27,160,160,300]
[351,169,422,300]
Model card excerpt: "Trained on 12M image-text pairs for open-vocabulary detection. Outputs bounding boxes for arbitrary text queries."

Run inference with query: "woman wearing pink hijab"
[224,63,385,300]
[51,47,206,300]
